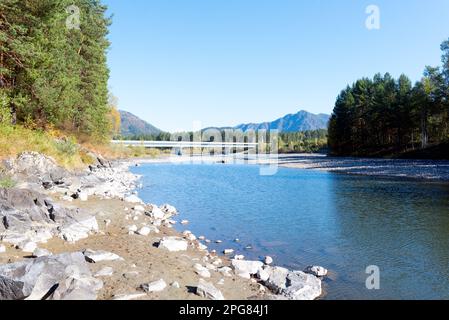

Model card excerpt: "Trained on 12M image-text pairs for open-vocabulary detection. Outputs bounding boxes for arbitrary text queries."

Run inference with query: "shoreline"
[0,152,326,300]
[127,153,449,182]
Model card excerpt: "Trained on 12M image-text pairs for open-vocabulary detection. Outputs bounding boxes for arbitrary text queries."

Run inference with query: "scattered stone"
[234,238,240,242]
[112,293,146,300]
[217,279,225,286]
[215,240,222,244]
[194,264,211,278]
[58,216,99,243]
[264,256,274,265]
[95,267,114,277]
[141,279,167,293]
[171,281,180,289]
[146,205,165,220]
[212,259,222,267]
[234,255,245,260]
[223,249,234,255]
[304,266,328,277]
[133,205,145,212]
[78,192,88,202]
[137,226,158,236]
[181,220,189,225]
[160,204,177,216]
[123,195,143,204]
[32,248,52,258]
[104,219,112,227]
[0,245,6,253]
[195,279,224,300]
[197,243,208,251]
[123,271,139,279]
[186,233,197,241]
[218,267,233,277]
[18,241,37,253]
[231,260,264,279]
[83,249,124,263]
[61,195,73,202]
[245,245,253,250]
[158,237,188,252]
[198,236,206,241]
[128,225,138,232]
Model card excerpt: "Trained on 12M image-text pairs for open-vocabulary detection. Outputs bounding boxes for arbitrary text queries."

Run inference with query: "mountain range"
[118,110,330,137]
[234,110,330,132]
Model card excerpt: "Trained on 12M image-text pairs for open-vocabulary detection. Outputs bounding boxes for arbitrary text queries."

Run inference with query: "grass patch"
[0,176,16,188]
[0,124,168,170]
[0,124,89,169]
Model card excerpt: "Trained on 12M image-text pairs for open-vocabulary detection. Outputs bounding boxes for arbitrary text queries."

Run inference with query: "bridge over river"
[111,140,259,154]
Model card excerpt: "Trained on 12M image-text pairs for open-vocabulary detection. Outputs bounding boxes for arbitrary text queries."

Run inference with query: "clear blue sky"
[103,0,449,132]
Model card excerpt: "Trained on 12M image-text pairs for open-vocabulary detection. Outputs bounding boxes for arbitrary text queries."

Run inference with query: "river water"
[131,162,449,299]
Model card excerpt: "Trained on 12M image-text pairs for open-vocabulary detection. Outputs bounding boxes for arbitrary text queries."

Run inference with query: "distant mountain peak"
[119,110,162,137]
[234,110,330,133]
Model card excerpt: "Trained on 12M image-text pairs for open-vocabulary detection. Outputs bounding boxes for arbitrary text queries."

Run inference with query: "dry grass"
[0,124,166,170]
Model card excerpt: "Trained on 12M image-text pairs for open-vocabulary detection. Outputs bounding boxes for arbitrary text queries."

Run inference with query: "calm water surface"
[131,162,449,300]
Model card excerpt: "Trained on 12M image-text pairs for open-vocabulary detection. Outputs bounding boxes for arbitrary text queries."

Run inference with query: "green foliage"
[278,130,328,153]
[53,137,79,156]
[0,0,112,140]
[0,176,16,189]
[328,39,449,157]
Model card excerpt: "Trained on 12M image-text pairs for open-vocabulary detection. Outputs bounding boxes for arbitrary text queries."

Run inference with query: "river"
[131,161,449,299]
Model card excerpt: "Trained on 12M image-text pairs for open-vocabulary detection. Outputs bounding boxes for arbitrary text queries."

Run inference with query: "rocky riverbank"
[0,152,327,300]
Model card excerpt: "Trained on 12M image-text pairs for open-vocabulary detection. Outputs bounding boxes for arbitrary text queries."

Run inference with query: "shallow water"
[132,162,449,300]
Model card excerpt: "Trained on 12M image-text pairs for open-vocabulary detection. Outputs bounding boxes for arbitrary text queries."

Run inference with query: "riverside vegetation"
[328,39,449,158]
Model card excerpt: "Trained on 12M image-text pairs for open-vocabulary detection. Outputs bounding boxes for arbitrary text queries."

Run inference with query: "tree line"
[0,0,114,141]
[119,129,328,154]
[328,39,449,157]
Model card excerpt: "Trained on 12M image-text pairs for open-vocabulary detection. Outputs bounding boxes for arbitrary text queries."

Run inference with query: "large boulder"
[0,252,102,300]
[262,266,322,300]
[2,152,67,186]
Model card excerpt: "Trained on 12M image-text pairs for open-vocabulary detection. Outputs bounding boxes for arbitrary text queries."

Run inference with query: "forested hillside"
[328,40,449,157]
[0,0,114,141]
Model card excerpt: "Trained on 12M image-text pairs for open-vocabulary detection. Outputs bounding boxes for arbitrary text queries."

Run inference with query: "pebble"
[264,256,273,265]
[141,279,167,293]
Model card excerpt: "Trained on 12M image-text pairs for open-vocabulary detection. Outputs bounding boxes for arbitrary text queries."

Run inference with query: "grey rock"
[158,237,188,252]
[0,252,101,300]
[195,279,224,300]
[32,248,52,258]
[140,279,167,293]
[304,265,328,277]
[264,266,290,293]
[231,259,264,279]
[94,267,114,277]
[83,249,124,263]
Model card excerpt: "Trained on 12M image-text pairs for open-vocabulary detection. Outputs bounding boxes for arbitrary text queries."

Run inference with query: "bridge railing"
[111,140,259,148]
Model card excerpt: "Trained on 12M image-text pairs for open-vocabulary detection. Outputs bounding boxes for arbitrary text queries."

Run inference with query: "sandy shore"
[0,152,325,300]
